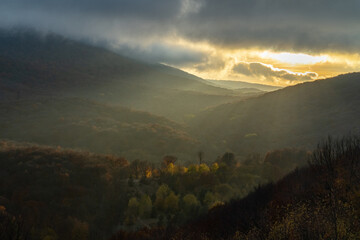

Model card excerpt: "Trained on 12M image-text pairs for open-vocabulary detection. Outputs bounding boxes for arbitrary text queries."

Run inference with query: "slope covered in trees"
[0,98,197,163]
[0,141,130,240]
[191,73,360,155]
[0,29,264,163]
[0,140,310,239]
[0,29,256,122]
[112,135,360,240]
[4,29,360,164]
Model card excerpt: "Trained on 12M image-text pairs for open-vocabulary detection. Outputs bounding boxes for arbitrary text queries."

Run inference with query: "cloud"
[0,0,182,49]
[0,0,359,54]
[113,42,207,66]
[233,62,318,83]
[0,0,359,80]
[180,0,360,53]
[179,0,204,17]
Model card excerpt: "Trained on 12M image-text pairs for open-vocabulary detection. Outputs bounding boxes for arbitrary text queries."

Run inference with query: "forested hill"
[0,141,130,239]
[191,73,360,155]
[0,98,198,163]
[111,135,360,240]
[0,29,253,122]
[0,139,310,240]
[0,29,260,162]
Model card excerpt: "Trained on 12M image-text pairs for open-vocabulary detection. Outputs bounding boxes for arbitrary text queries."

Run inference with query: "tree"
[198,151,204,165]
[203,191,217,208]
[130,159,152,179]
[70,218,89,240]
[308,135,360,240]
[166,163,176,175]
[0,208,30,240]
[164,192,179,214]
[139,195,152,218]
[124,197,140,226]
[162,155,177,167]
[41,228,59,240]
[155,184,172,211]
[214,184,234,202]
[128,175,134,187]
[211,162,219,172]
[127,197,140,218]
[221,152,236,167]
[182,194,200,211]
[198,163,210,173]
[187,164,199,174]
[130,159,143,179]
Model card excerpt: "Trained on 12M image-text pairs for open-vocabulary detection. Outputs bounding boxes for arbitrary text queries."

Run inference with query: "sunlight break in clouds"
[261,52,328,65]
[232,62,318,85]
[1,0,360,85]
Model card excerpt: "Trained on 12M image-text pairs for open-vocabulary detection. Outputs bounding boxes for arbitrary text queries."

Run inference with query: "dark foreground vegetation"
[111,135,360,239]
[0,141,130,240]
[0,140,309,239]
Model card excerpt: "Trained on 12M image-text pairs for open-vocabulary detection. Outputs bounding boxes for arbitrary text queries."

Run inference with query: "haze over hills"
[0,29,258,122]
[1,29,360,162]
[207,79,282,92]
[0,29,266,162]
[0,98,198,163]
[1,29,360,163]
[191,73,360,156]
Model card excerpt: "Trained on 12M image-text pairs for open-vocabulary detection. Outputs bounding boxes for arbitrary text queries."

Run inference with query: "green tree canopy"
[164,192,179,214]
[139,194,152,218]
[182,194,200,210]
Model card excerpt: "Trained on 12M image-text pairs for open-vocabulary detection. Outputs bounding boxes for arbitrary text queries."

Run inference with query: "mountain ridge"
[0,29,255,122]
[191,72,360,155]
[207,79,282,92]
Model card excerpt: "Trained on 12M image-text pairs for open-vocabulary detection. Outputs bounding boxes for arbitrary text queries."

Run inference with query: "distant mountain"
[207,79,282,92]
[0,29,256,122]
[191,73,360,155]
[6,29,359,163]
[0,98,198,163]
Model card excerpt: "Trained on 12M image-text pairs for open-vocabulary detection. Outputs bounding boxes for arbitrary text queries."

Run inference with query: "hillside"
[0,29,254,122]
[0,98,198,163]
[0,140,310,240]
[0,141,132,240]
[0,29,264,162]
[112,135,360,240]
[191,73,360,155]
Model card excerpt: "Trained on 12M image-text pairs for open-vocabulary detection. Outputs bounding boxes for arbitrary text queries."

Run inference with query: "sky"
[1,0,360,86]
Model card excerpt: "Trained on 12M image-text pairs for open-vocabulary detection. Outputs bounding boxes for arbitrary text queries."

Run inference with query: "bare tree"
[198,151,204,165]
[309,135,360,240]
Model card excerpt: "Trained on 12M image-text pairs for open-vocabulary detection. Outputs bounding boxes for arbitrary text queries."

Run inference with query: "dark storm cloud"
[0,0,359,62]
[1,0,181,20]
[114,42,206,66]
[0,0,191,63]
[233,62,318,82]
[179,0,360,53]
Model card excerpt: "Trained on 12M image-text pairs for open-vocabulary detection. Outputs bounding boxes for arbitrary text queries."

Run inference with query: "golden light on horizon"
[161,37,360,86]
[260,52,328,65]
